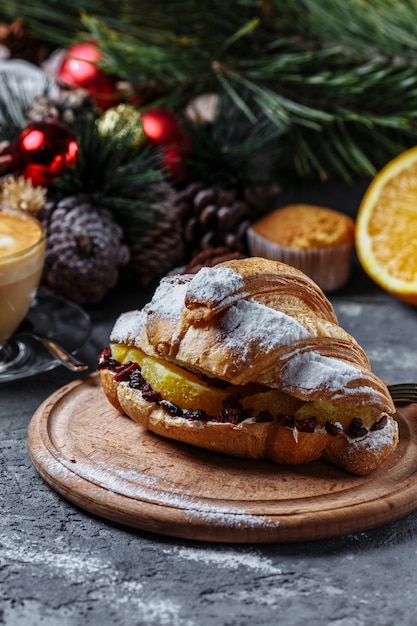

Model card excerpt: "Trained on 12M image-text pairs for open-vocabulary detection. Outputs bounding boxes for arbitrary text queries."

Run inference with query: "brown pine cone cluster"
[174,182,251,262]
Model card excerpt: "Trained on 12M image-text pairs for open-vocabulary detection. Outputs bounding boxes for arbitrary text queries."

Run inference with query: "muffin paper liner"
[247,229,353,292]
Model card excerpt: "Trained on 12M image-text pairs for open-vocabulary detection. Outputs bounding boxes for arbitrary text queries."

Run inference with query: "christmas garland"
[3,17,417,305]
[0,47,278,304]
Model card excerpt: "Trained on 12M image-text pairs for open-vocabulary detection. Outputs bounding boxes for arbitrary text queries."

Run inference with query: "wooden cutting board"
[27,373,417,543]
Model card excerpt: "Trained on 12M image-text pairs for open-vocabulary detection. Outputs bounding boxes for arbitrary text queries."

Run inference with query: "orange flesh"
[110,344,378,428]
[356,147,417,303]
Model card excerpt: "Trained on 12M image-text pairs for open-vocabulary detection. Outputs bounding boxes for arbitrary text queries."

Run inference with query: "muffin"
[247,204,355,291]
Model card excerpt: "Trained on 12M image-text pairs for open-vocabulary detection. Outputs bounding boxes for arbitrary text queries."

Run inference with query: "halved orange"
[355,146,417,305]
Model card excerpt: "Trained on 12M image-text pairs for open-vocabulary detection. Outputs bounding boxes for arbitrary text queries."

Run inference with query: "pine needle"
[51,111,169,229]
[4,0,417,181]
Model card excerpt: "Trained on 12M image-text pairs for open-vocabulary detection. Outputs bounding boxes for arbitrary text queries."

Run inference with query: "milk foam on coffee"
[0,209,46,345]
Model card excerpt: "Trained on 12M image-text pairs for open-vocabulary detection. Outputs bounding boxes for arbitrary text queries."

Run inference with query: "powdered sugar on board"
[33,447,279,531]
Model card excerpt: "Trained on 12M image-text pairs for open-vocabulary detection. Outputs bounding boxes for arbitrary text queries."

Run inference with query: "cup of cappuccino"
[0,208,46,346]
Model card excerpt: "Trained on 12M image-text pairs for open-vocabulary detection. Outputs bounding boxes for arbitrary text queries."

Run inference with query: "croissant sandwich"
[98,257,398,475]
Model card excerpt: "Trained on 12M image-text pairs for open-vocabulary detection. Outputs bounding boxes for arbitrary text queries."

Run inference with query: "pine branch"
[281,0,417,59]
[4,0,417,181]
[184,92,282,189]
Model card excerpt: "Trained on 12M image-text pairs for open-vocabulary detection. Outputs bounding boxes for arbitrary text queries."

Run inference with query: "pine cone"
[26,89,94,126]
[128,185,184,285]
[243,183,281,215]
[183,246,246,274]
[174,182,251,262]
[38,195,130,304]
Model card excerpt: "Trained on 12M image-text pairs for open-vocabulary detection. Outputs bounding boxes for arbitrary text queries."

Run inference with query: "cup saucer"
[0,289,91,382]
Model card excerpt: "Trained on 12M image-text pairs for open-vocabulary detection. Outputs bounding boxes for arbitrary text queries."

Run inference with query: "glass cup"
[0,207,46,372]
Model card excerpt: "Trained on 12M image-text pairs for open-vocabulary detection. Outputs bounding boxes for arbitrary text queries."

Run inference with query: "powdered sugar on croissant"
[140,259,393,413]
[101,257,398,475]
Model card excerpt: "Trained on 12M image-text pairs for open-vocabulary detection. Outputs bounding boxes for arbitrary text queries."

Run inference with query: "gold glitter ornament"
[0,175,47,216]
[98,104,145,149]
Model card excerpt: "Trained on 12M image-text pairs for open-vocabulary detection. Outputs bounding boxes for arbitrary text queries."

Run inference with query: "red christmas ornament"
[12,122,78,186]
[141,108,186,145]
[142,108,190,180]
[57,41,123,110]
[161,147,188,182]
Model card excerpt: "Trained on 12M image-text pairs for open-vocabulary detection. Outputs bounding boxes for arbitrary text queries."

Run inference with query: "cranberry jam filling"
[98,348,386,437]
